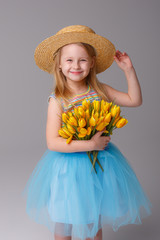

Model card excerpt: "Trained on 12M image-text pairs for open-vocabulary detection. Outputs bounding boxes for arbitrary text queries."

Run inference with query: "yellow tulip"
[79,118,86,128]
[78,127,87,138]
[85,109,90,119]
[113,116,121,126]
[79,128,88,135]
[82,99,87,108]
[111,105,120,118]
[103,130,109,134]
[100,100,105,111]
[62,127,73,137]
[96,116,104,125]
[116,118,128,128]
[77,127,81,132]
[58,129,69,138]
[96,101,100,111]
[66,135,73,144]
[96,122,109,131]
[78,133,87,138]
[68,112,73,117]
[104,112,112,123]
[78,106,85,117]
[62,113,69,123]
[91,109,95,116]
[87,127,92,135]
[94,112,99,121]
[111,105,117,117]
[103,102,111,112]
[68,116,78,126]
[82,99,90,110]
[89,116,96,126]
[74,108,79,116]
[67,124,76,134]
[92,100,96,111]
[115,106,120,118]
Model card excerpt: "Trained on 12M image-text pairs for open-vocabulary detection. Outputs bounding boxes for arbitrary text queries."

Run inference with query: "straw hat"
[34,25,116,74]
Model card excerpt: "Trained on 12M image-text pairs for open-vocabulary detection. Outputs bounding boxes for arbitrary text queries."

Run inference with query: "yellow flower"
[85,109,90,119]
[58,129,69,138]
[96,116,104,125]
[82,99,90,110]
[66,135,73,144]
[67,112,73,117]
[92,100,97,111]
[67,124,76,134]
[87,127,92,135]
[116,118,128,128]
[62,127,73,137]
[111,105,120,118]
[68,116,78,126]
[78,107,84,117]
[79,128,88,135]
[78,133,86,138]
[79,118,86,128]
[104,112,112,123]
[93,100,100,112]
[113,116,121,126]
[77,126,81,132]
[91,109,95,116]
[96,101,100,111]
[94,112,99,122]
[96,122,109,131]
[103,102,111,112]
[74,108,79,116]
[100,100,105,111]
[103,130,109,134]
[78,128,87,138]
[62,113,69,123]
[89,116,96,126]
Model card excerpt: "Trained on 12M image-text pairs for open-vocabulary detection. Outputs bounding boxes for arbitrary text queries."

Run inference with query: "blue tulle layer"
[22,142,152,240]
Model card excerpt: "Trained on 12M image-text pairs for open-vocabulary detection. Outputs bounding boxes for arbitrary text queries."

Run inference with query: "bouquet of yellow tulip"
[59,99,128,174]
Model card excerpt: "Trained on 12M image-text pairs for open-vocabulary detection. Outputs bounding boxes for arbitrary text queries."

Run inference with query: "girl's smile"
[59,44,94,84]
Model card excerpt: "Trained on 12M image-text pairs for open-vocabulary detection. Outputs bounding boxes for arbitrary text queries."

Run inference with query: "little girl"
[22,25,152,240]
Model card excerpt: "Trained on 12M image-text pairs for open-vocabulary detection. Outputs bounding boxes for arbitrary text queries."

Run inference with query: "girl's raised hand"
[114,50,133,72]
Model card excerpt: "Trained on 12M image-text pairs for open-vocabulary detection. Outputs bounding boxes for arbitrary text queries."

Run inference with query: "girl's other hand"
[91,130,111,151]
[114,50,133,72]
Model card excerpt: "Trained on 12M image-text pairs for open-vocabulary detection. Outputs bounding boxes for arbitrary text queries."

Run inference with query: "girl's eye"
[67,59,72,62]
[80,59,87,62]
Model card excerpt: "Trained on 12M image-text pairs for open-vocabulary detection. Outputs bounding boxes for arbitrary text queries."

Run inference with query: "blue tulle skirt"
[22,142,152,239]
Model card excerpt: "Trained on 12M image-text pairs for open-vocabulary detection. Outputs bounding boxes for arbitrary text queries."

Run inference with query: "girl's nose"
[73,61,80,69]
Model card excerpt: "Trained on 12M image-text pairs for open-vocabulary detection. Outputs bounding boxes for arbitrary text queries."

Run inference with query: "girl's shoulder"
[47,91,56,104]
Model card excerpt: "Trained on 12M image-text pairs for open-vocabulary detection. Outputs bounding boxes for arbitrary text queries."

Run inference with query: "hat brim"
[34,32,116,74]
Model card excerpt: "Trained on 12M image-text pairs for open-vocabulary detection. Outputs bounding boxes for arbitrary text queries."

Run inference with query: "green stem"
[91,151,98,173]
[96,157,104,172]
[87,151,97,174]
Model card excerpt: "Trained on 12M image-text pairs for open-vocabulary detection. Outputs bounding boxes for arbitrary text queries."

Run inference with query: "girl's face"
[59,44,95,84]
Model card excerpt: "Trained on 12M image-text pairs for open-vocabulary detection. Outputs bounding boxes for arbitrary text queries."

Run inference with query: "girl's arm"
[103,50,142,107]
[46,97,110,152]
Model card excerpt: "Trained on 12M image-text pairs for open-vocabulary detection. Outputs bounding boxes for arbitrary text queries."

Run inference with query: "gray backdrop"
[1,0,159,239]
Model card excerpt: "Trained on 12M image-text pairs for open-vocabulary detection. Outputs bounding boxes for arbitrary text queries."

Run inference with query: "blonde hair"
[51,42,109,108]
